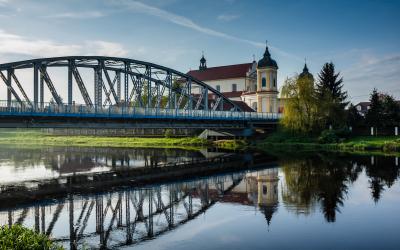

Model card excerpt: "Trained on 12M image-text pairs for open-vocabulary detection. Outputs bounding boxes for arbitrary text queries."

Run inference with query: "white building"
[187,43,280,113]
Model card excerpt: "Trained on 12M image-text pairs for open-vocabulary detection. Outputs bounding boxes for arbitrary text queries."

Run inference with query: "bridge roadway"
[0,101,281,129]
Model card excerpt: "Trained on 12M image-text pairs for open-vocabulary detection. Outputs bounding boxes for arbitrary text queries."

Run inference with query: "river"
[0,145,399,250]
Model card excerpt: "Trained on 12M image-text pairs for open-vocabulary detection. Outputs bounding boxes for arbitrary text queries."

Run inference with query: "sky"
[0,0,399,103]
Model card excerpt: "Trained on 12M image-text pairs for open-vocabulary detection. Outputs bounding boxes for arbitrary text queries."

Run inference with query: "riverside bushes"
[0,224,63,250]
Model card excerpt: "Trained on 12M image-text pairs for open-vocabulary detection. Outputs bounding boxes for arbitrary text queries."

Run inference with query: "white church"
[187,43,284,113]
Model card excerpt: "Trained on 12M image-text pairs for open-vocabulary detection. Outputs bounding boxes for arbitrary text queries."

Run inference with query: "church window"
[262,77,266,87]
[232,84,237,92]
[216,85,220,92]
[263,185,267,195]
[273,78,276,87]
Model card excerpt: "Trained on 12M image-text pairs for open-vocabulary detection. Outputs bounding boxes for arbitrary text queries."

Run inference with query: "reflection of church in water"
[223,168,279,226]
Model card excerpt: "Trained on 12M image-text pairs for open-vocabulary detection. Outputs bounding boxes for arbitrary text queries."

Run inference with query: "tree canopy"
[315,62,348,127]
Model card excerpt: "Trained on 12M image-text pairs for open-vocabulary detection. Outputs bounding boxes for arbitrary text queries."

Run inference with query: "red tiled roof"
[187,63,252,81]
[193,91,243,100]
[221,91,243,98]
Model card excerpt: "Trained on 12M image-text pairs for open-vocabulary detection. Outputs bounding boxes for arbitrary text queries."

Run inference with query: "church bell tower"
[256,41,279,113]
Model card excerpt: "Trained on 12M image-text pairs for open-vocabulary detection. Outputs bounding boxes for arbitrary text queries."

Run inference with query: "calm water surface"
[0,145,399,250]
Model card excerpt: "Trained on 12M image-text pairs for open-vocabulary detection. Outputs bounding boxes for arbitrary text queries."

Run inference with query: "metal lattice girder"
[71,63,93,107]
[0,56,243,111]
[128,74,143,107]
[94,66,102,107]
[146,66,151,108]
[103,72,119,106]
[0,70,22,105]
[212,96,222,111]
[124,63,129,103]
[194,86,204,110]
[39,65,63,105]
[176,80,188,109]
[10,70,32,106]
[101,61,118,104]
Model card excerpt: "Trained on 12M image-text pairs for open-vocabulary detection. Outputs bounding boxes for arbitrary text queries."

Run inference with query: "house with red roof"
[187,43,282,113]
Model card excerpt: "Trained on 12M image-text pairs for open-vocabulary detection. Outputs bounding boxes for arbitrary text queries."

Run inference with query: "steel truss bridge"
[0,56,280,129]
[0,174,244,249]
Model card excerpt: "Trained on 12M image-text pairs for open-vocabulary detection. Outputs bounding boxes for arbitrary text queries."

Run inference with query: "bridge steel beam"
[68,60,73,105]
[0,56,242,112]
[33,63,38,107]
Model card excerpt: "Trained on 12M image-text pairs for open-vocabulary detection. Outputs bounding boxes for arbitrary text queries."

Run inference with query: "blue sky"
[0,0,399,103]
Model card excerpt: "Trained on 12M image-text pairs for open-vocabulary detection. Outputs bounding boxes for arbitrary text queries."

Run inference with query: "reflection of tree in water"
[280,153,398,223]
[364,156,400,203]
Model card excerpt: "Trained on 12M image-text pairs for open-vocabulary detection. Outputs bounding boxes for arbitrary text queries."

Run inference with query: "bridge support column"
[94,66,102,108]
[204,88,208,111]
[40,65,44,109]
[68,60,73,105]
[167,72,172,109]
[146,66,151,108]
[188,78,192,110]
[6,69,11,107]
[124,62,128,105]
[33,63,39,108]
[116,71,121,103]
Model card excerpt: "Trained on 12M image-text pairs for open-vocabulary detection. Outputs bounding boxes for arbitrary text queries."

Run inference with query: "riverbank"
[256,134,400,154]
[0,129,209,149]
[0,225,63,250]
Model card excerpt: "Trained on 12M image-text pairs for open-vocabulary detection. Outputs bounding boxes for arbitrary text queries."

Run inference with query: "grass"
[0,224,63,250]
[0,129,209,149]
[213,139,248,150]
[257,131,400,154]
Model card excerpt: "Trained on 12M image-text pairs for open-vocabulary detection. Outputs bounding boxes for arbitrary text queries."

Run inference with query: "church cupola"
[199,52,207,70]
[257,41,278,69]
[299,61,313,79]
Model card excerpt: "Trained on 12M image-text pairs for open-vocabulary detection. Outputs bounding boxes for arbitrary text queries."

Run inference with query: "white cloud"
[109,0,300,60]
[0,29,128,59]
[341,53,400,102]
[0,0,9,6]
[0,29,81,57]
[44,11,105,19]
[86,41,128,57]
[217,14,240,22]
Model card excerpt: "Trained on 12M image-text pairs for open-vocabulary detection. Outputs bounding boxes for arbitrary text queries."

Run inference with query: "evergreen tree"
[382,94,400,126]
[316,62,348,127]
[365,89,383,127]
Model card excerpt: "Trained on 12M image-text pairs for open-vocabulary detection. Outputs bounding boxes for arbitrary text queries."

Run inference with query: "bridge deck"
[0,101,281,122]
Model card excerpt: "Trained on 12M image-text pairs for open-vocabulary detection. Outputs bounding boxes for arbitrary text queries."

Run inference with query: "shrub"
[0,224,63,250]
[164,129,173,138]
[318,129,339,143]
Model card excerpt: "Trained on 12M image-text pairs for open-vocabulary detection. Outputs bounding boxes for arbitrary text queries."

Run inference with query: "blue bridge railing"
[0,100,282,122]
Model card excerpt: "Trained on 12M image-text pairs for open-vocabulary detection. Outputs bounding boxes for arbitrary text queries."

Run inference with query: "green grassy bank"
[0,129,209,149]
[256,132,400,154]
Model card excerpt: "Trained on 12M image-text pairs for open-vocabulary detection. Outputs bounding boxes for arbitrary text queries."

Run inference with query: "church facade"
[187,43,281,113]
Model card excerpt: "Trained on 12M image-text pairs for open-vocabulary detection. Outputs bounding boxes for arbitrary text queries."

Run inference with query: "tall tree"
[365,89,383,127]
[382,94,400,126]
[316,62,348,127]
[281,75,319,133]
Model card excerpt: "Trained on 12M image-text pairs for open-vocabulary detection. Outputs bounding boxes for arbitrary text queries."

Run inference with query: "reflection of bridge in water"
[0,173,244,249]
